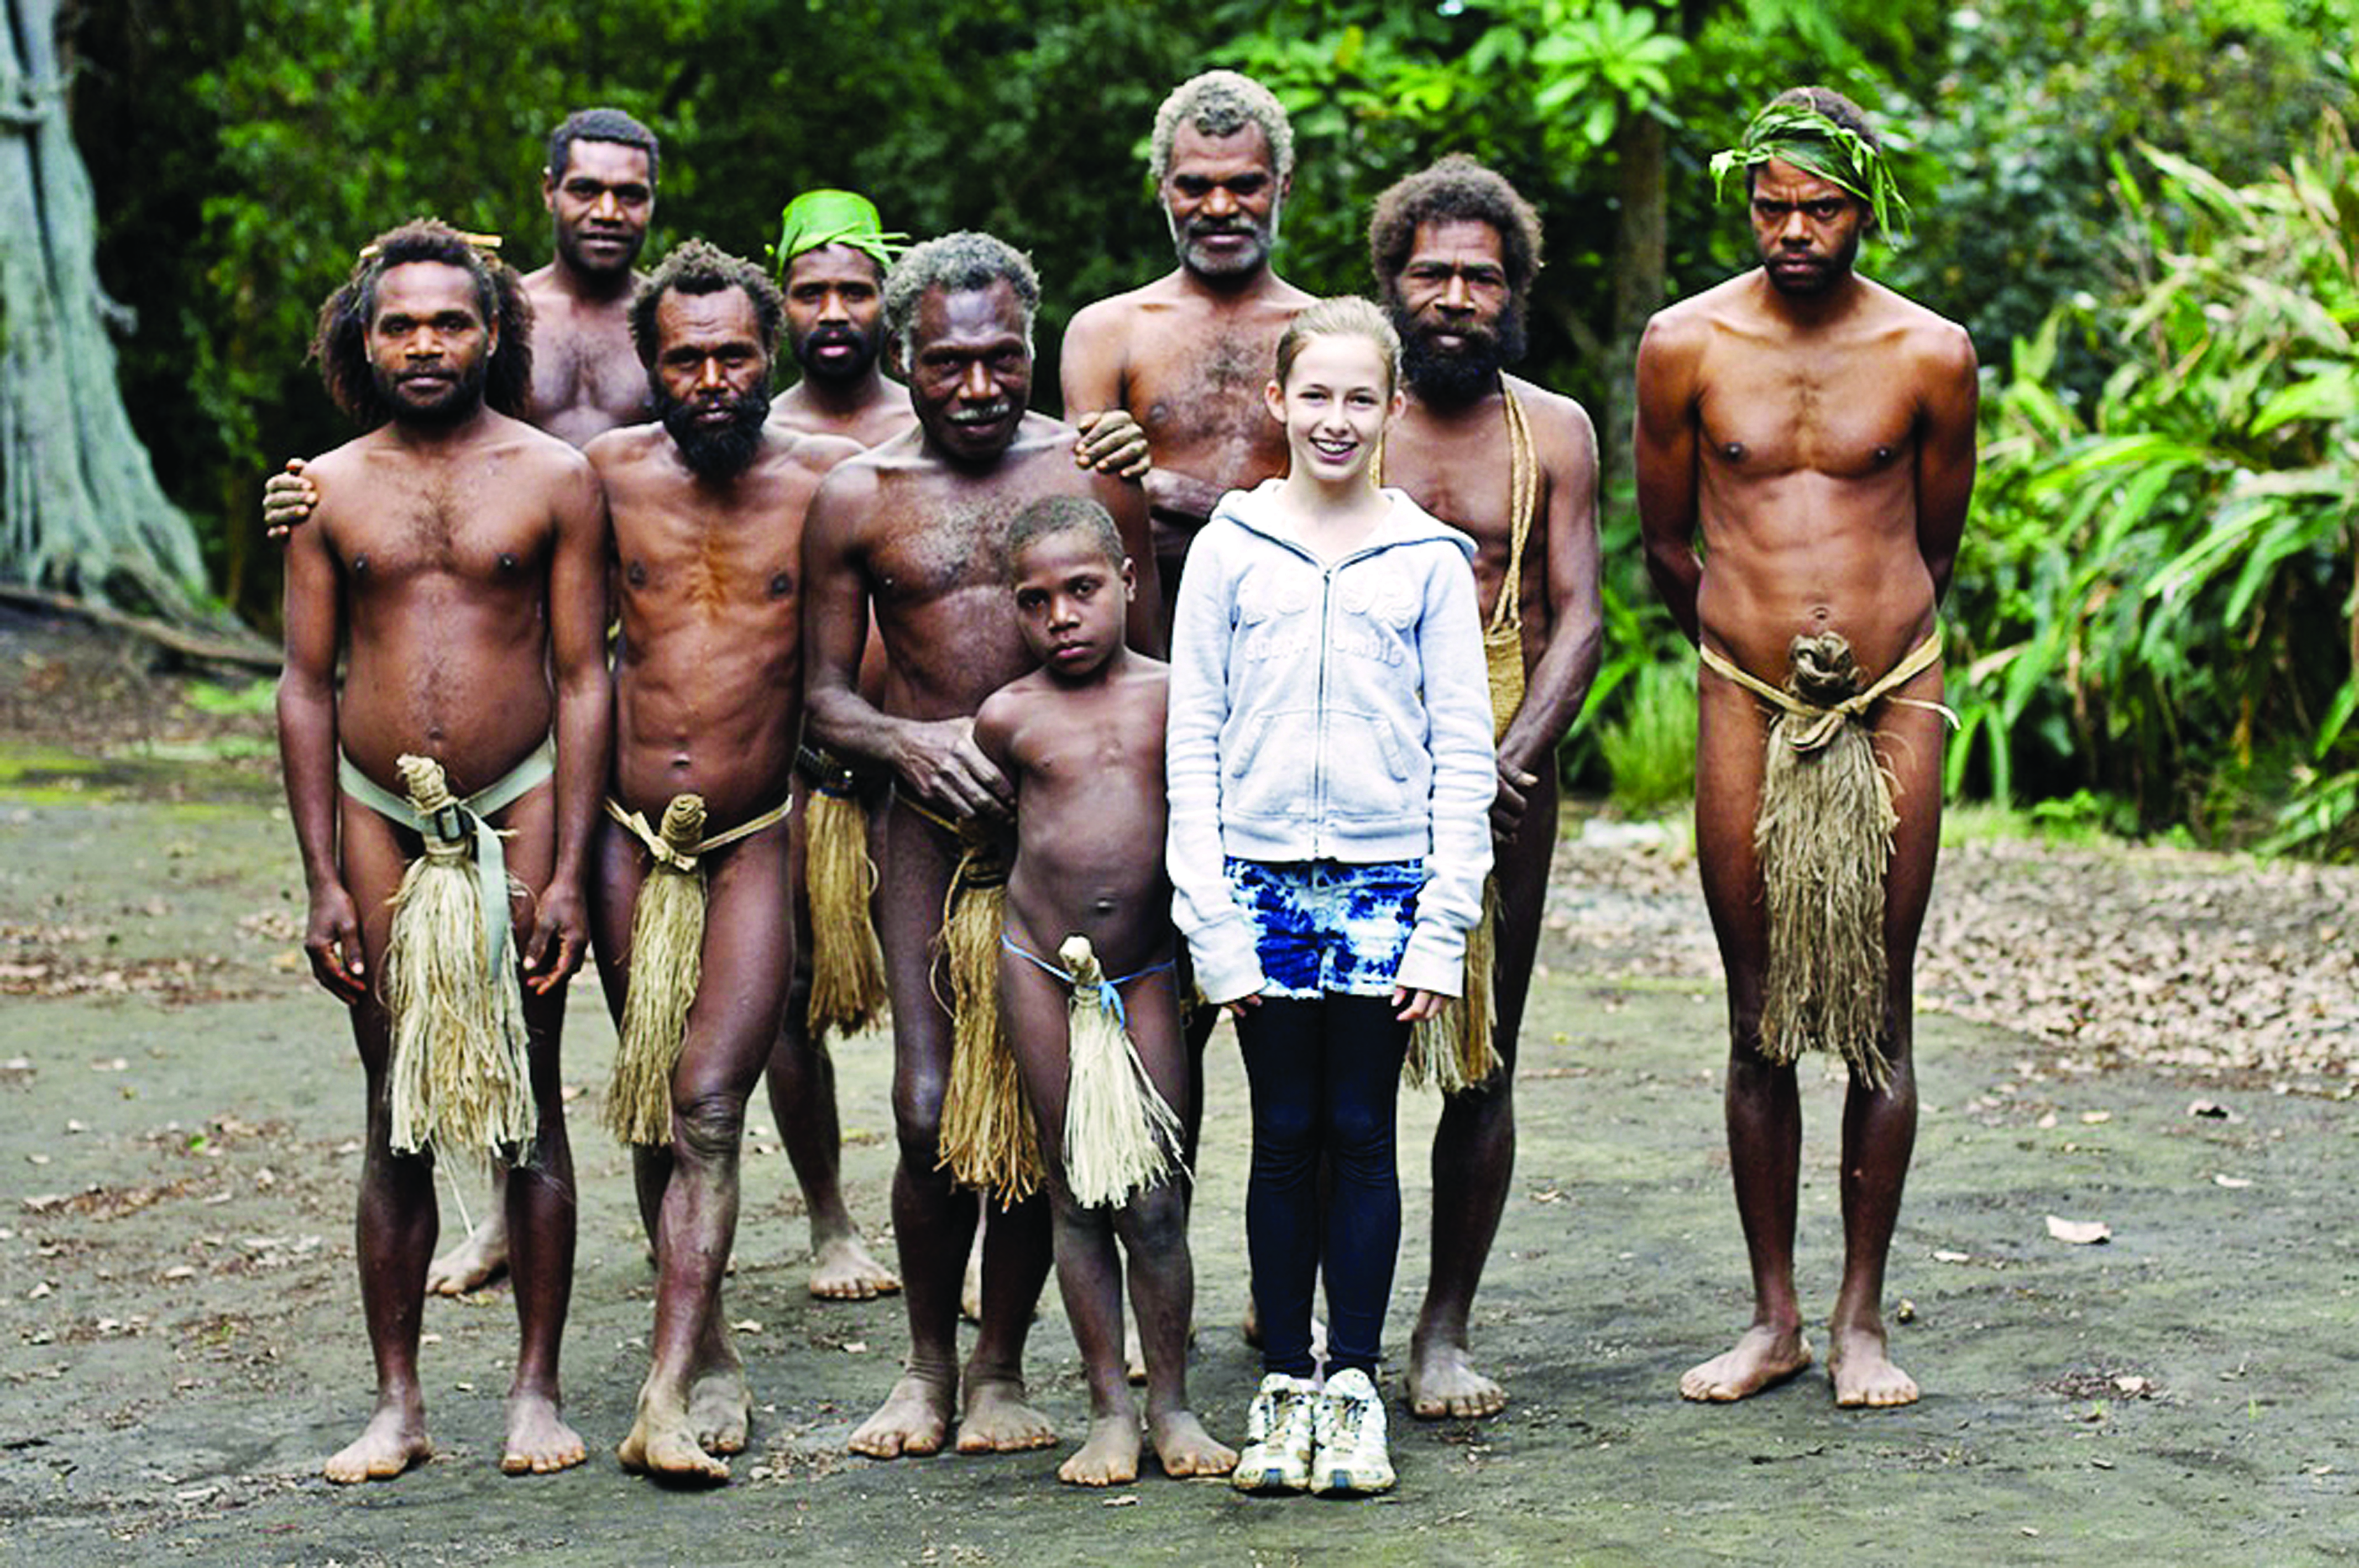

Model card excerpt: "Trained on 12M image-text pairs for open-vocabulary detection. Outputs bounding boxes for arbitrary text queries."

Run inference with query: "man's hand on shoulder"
[264,458,320,543]
[1071,410,1151,480]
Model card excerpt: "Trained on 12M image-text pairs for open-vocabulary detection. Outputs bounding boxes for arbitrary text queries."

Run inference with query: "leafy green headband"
[767,189,908,278]
[1708,103,1912,244]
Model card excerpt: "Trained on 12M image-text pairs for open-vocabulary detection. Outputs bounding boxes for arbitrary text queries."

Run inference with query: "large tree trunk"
[1603,108,1666,507]
[2,0,210,618]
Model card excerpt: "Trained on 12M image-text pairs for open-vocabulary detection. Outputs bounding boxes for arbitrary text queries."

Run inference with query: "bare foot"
[1124,1318,1147,1385]
[1407,1336,1507,1419]
[1057,1413,1141,1487]
[425,1214,509,1297]
[848,1371,954,1459]
[501,1391,587,1475]
[324,1404,431,1483]
[955,1376,1058,1454]
[1680,1325,1813,1402]
[618,1389,730,1485]
[808,1233,901,1301]
[1148,1409,1236,1478]
[1828,1324,1919,1408]
[689,1358,751,1455]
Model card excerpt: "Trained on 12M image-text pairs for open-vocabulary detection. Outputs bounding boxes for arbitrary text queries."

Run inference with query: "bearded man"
[580,241,866,1480]
[1364,156,1602,1420]
[1061,70,1312,630]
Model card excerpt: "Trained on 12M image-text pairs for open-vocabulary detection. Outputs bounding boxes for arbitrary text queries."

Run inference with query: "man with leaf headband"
[1635,87,1978,1409]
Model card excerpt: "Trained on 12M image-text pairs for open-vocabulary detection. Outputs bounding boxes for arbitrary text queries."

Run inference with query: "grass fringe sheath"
[1406,875,1502,1094]
[380,755,535,1155]
[804,782,888,1040]
[605,794,709,1146]
[936,849,1039,1205]
[1057,936,1185,1209]
[1408,427,1528,1098]
[1754,634,1900,1089]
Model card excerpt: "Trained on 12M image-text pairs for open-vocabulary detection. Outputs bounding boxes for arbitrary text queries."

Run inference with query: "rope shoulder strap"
[1490,385,1536,637]
[1369,385,1536,632]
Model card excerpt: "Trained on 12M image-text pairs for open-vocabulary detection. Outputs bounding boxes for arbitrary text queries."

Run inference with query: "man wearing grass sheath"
[1635,87,1978,1408]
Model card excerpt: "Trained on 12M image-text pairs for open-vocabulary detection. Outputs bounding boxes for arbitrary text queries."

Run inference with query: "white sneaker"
[1232,1372,1317,1492]
[1311,1366,1395,1495]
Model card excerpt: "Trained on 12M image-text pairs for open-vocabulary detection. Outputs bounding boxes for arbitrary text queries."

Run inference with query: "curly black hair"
[627,239,784,368]
[1367,154,1544,300]
[310,219,532,428]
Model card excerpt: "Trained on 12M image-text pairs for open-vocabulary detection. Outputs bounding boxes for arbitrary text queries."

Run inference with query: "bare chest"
[331,457,550,589]
[613,476,802,617]
[1131,314,1288,467]
[1017,725,1163,837]
[1697,352,1918,480]
[531,310,651,438]
[866,464,1069,604]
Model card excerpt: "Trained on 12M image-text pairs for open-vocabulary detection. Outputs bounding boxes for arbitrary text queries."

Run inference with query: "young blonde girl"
[1164,297,1495,1497]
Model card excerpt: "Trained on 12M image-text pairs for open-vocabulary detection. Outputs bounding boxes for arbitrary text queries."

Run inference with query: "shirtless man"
[1061,70,1312,630]
[766,188,916,448]
[265,107,662,1299]
[1635,88,1976,1409]
[754,189,911,1304]
[1364,158,1603,1419]
[269,108,661,528]
[583,241,863,1481]
[765,190,1149,1313]
[521,107,665,443]
[802,232,1157,1459]
[276,220,609,1480]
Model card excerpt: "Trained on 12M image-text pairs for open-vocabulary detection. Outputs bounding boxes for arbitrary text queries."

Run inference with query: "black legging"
[1237,994,1410,1378]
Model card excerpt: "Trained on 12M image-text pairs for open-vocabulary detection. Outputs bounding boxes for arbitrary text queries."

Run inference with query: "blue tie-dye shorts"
[1223,858,1426,999]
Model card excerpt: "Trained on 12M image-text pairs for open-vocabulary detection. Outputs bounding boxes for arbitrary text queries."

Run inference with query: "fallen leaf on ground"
[2045,1215,2112,1245]
[1933,1249,1972,1263]
[2212,1174,2252,1189]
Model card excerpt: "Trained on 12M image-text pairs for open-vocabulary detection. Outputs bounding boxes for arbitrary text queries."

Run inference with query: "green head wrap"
[1708,102,1911,245]
[767,189,908,279]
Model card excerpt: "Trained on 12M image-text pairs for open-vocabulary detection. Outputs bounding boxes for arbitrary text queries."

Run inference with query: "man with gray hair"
[1062,69,1312,631]
[802,231,1159,1459]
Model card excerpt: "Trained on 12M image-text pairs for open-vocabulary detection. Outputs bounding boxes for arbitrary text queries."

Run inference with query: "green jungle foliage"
[1955,116,2359,852]
[1599,654,1698,815]
[58,0,2359,845]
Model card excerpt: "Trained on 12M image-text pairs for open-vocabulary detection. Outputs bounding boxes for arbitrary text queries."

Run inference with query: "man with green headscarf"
[1635,86,1978,1411]
[759,190,918,1309]
[767,189,919,448]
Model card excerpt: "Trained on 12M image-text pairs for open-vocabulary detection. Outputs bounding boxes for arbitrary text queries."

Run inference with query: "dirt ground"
[3,610,2356,1566]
